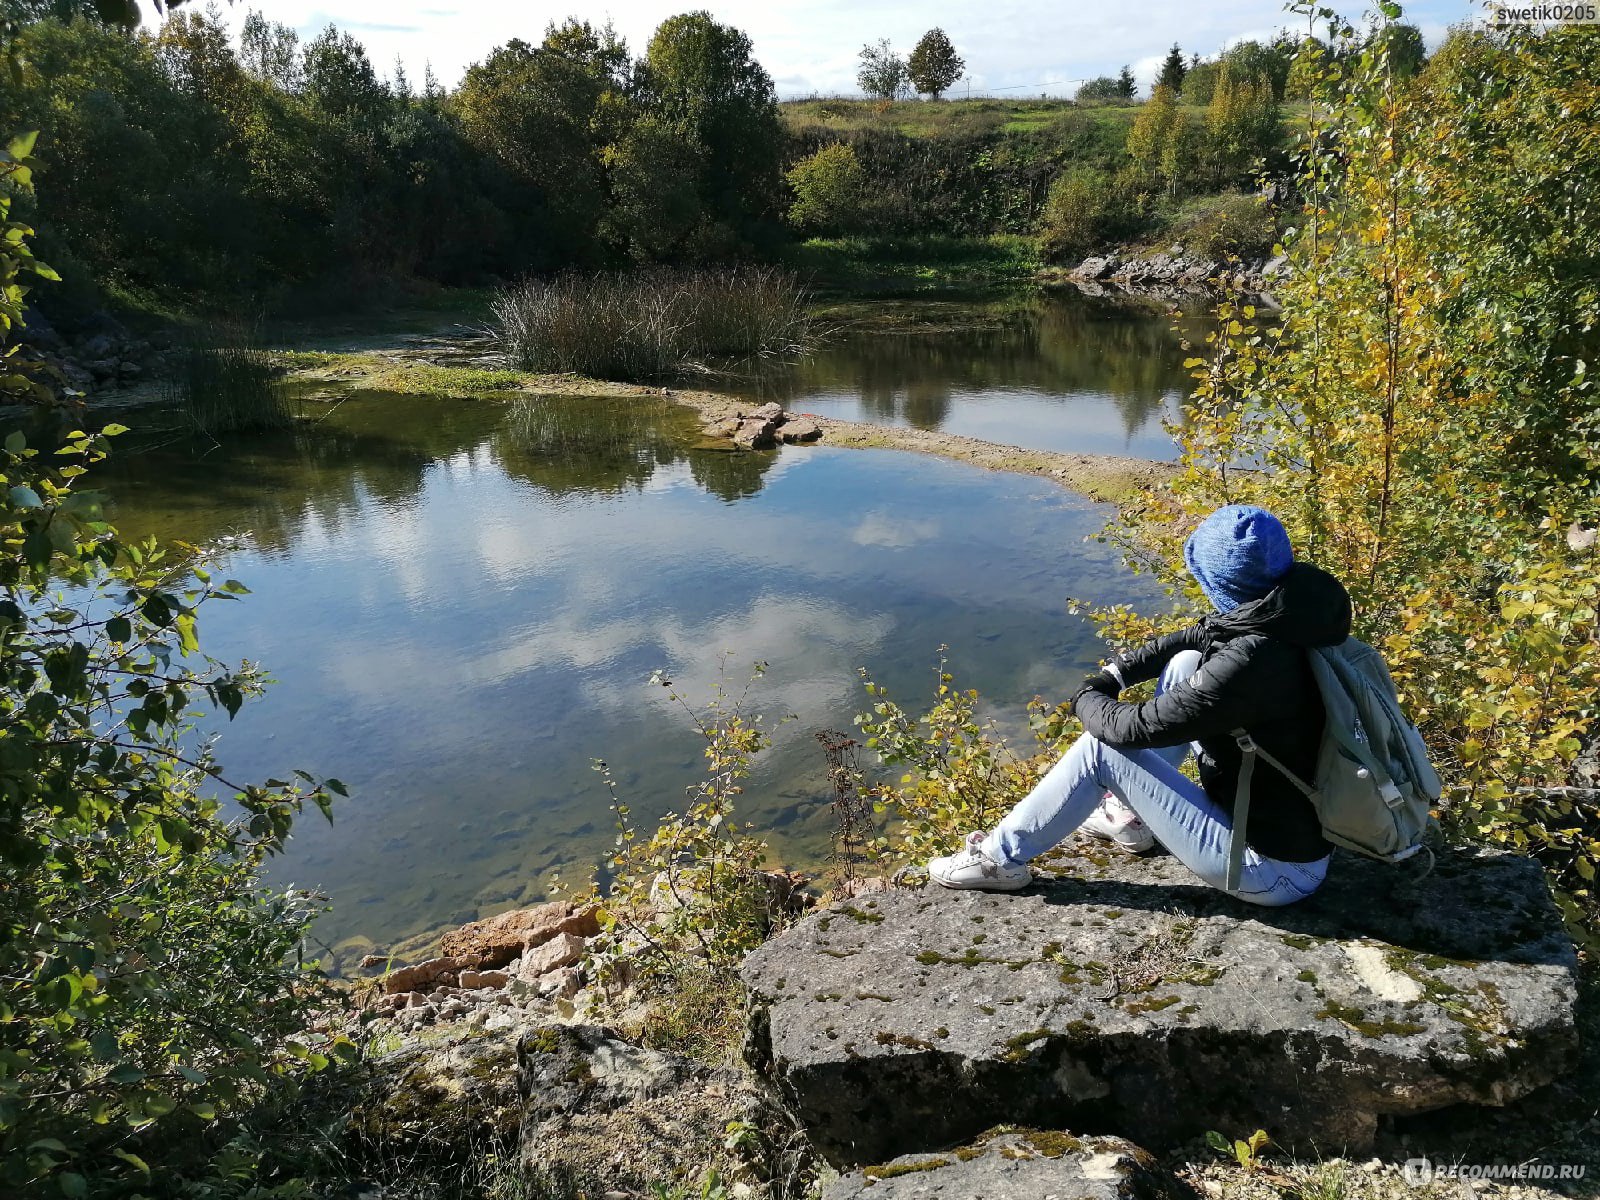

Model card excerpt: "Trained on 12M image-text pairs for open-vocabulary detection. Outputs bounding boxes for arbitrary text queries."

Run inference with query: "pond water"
[82,290,1188,966]
[722,289,1208,459]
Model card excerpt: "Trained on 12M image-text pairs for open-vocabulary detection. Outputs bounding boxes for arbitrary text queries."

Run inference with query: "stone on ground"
[439,900,599,967]
[517,1024,775,1195]
[349,1029,522,1154]
[822,1130,1185,1200]
[742,845,1577,1166]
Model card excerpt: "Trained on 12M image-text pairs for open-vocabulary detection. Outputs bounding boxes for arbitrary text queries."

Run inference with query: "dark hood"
[1203,562,1352,648]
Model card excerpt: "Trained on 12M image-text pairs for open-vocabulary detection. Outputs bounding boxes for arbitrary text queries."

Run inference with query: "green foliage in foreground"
[557,665,794,1066]
[0,166,347,1188]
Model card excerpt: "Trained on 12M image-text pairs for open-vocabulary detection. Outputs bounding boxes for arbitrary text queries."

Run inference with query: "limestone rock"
[350,1029,522,1153]
[779,416,822,444]
[382,954,474,995]
[1072,255,1119,280]
[751,401,784,421]
[822,1130,1185,1200]
[742,845,1577,1166]
[440,901,600,968]
[517,931,587,980]
[459,969,510,990]
[732,417,779,450]
[516,1024,773,1196]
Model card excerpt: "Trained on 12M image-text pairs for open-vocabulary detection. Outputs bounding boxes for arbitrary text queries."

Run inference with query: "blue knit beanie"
[1184,505,1294,612]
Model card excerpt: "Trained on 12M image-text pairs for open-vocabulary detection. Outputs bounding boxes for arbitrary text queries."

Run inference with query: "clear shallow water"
[723,290,1207,460]
[82,304,1177,965]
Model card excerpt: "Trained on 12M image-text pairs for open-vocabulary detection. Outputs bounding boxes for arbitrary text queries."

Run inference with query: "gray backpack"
[1226,637,1440,891]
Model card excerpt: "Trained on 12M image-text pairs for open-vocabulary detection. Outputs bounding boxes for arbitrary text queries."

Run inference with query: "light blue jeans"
[983,650,1330,906]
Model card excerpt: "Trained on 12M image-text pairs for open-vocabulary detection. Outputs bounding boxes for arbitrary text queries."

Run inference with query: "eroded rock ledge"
[741,844,1578,1168]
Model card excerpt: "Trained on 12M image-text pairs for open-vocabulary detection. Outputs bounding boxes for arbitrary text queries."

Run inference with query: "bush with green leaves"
[1166,192,1277,261]
[0,184,348,1188]
[1036,168,1140,263]
[557,664,793,1064]
[0,413,351,1196]
[854,652,1066,868]
[785,143,872,235]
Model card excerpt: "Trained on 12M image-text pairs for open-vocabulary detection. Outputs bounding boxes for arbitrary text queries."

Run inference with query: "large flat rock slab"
[821,1130,1188,1200]
[742,845,1577,1167]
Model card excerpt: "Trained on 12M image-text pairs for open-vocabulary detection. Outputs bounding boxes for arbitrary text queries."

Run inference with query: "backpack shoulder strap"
[1226,729,1256,892]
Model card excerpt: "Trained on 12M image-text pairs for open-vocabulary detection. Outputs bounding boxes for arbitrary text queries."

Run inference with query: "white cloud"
[850,512,940,549]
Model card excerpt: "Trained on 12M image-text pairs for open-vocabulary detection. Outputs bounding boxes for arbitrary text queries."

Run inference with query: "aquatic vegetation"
[493,267,813,381]
[166,325,293,435]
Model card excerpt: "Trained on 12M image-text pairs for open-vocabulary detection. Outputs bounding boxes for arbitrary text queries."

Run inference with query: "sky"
[138,0,1487,96]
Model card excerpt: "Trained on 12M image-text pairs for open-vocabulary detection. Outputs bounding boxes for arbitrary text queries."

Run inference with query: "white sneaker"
[1080,793,1157,854]
[928,831,1032,891]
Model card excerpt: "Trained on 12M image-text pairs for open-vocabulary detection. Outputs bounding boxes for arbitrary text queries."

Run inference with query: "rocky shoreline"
[333,841,1592,1200]
[1045,246,1285,301]
[19,306,169,398]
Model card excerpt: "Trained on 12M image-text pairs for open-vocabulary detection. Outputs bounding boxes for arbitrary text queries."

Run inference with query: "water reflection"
[724,290,1203,459]
[98,393,773,549]
[84,391,1163,965]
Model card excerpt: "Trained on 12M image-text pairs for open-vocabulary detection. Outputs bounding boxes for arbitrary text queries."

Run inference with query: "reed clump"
[166,325,292,435]
[493,266,812,381]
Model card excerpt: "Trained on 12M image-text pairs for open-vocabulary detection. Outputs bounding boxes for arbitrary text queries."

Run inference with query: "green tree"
[785,142,870,233]
[1155,43,1187,92]
[455,33,614,263]
[907,27,962,99]
[856,37,908,101]
[601,115,705,260]
[641,11,782,237]
[1183,58,1220,105]
[1367,20,1426,78]
[1127,82,1192,194]
[1203,60,1279,184]
[1223,37,1296,100]
[1116,64,1137,99]
[1075,75,1123,103]
[238,11,301,91]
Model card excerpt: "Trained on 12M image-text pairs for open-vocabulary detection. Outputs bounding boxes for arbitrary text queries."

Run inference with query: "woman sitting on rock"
[929,504,1349,906]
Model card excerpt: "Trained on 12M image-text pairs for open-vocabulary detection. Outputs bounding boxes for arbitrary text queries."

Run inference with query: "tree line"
[0,6,787,315]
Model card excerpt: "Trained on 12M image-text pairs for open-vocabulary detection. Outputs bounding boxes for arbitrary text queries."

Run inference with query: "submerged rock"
[742,845,1577,1166]
[822,1129,1186,1200]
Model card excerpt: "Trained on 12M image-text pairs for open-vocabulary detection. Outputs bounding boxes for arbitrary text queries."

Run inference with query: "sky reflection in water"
[91,294,1183,961]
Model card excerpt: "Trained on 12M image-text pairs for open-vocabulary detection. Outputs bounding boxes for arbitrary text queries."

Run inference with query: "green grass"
[785,234,1042,292]
[780,96,1189,140]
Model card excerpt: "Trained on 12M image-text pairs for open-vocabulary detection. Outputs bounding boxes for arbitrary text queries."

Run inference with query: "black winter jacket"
[1072,563,1352,863]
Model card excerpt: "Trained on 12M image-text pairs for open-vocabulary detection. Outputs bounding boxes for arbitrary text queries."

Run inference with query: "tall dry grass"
[493,267,813,381]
